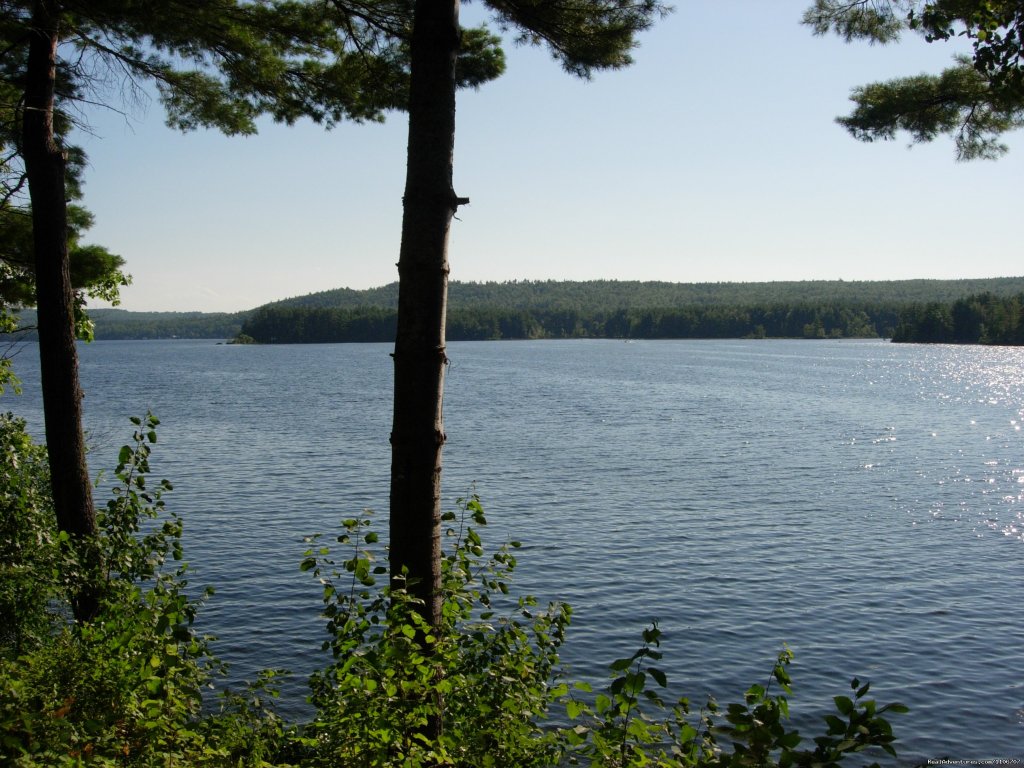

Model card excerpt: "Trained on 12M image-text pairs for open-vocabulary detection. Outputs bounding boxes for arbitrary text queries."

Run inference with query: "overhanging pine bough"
[804,0,1024,159]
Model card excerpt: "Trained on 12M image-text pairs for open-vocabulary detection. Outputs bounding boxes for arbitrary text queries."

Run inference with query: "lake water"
[3,338,1023,765]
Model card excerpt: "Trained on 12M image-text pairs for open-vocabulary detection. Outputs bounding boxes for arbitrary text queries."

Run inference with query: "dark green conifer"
[806,0,1024,159]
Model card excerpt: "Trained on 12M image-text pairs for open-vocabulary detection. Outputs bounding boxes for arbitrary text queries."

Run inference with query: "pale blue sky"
[73,0,1024,313]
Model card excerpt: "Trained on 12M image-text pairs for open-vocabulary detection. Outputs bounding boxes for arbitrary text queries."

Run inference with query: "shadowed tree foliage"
[920,1,1024,96]
[805,0,1024,159]
[893,290,1024,343]
[0,75,127,398]
[0,204,128,331]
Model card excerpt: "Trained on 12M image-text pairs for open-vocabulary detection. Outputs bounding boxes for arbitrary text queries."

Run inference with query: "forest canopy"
[8,277,1024,343]
[238,277,1024,343]
[891,292,1024,344]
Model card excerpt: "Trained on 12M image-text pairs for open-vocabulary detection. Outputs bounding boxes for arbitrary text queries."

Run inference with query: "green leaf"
[746,683,766,701]
[825,714,847,734]
[778,731,802,749]
[649,667,668,688]
[834,695,855,715]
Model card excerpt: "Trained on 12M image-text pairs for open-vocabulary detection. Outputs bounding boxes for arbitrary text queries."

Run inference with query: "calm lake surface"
[3,338,1023,764]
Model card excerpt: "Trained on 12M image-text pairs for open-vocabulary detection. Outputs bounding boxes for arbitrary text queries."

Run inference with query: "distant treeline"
[5,309,247,341]
[892,292,1024,345]
[91,310,248,339]
[265,277,1024,312]
[241,277,1024,343]
[241,303,901,343]
[8,278,1024,342]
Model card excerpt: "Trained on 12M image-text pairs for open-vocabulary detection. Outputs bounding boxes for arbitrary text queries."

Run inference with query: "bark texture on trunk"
[23,1,100,622]
[388,0,462,628]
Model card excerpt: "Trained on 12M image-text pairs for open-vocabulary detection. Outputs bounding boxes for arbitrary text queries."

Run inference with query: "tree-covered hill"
[8,277,1024,342]
[264,277,1024,312]
[242,277,1024,343]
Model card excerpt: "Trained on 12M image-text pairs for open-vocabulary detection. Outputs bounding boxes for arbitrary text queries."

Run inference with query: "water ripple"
[2,338,1023,762]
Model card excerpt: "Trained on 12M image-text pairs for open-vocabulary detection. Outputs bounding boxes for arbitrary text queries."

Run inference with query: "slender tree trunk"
[23,1,100,623]
[388,0,464,627]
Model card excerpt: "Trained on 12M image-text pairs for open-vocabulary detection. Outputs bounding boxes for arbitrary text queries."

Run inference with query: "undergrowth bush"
[0,413,277,766]
[297,500,906,768]
[296,500,572,767]
[1,413,60,655]
[0,414,906,766]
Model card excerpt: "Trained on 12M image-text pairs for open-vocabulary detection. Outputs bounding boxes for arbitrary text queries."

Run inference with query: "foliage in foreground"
[0,413,277,766]
[0,415,906,766]
[296,504,905,767]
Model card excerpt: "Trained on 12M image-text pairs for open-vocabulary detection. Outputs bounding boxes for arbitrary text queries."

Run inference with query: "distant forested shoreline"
[239,277,1024,344]
[4,309,249,341]
[240,303,893,342]
[6,278,1024,343]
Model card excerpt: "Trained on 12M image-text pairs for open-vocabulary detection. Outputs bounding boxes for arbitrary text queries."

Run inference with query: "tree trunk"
[388,0,463,627]
[23,1,100,623]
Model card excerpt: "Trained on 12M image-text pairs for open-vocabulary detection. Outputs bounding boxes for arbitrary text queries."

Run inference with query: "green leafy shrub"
[0,415,904,766]
[297,497,571,767]
[0,413,62,655]
[0,414,284,766]
[564,629,906,766]
[296,500,906,767]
